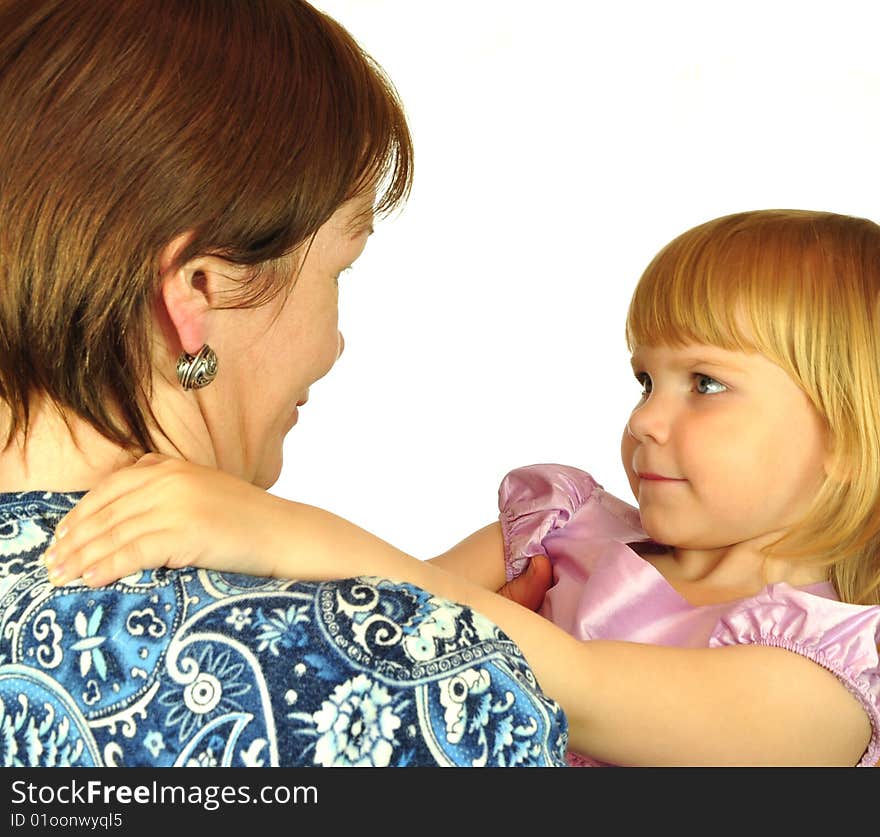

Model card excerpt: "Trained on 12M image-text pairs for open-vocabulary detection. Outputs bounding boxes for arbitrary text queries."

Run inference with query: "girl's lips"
[638,473,686,481]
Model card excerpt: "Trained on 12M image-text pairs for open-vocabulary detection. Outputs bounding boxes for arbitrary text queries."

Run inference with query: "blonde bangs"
[625,226,760,355]
[627,211,837,374]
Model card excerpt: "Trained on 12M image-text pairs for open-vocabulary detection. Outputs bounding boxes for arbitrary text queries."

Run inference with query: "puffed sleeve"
[709,583,880,767]
[497,464,600,582]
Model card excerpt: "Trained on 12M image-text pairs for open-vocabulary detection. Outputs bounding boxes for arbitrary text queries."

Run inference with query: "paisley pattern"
[0,491,569,767]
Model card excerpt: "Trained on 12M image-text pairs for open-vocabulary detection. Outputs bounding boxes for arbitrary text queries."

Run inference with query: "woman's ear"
[157,233,237,355]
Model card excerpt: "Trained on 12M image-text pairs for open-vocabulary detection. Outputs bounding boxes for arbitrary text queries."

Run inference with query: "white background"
[275,0,880,559]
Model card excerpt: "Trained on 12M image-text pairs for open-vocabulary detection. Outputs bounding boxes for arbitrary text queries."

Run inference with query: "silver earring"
[176,344,218,390]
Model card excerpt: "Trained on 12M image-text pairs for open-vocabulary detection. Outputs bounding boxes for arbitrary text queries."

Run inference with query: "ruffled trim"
[709,583,880,767]
[498,464,601,582]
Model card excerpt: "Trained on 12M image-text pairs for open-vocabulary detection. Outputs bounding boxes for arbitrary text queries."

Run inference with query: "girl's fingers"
[80,530,178,588]
[53,530,180,589]
[54,454,179,538]
[44,511,168,586]
[43,454,224,588]
[498,554,553,611]
[50,488,156,559]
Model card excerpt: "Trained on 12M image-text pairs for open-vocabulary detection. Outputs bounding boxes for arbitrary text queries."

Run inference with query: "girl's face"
[620,342,830,553]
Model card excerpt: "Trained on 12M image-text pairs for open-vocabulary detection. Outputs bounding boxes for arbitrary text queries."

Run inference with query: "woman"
[0,0,568,767]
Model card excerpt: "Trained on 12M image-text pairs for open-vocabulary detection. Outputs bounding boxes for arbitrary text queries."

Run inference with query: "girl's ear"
[157,233,238,355]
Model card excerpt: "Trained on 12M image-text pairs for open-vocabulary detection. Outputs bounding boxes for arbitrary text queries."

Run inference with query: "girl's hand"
[42,453,283,587]
[498,554,553,611]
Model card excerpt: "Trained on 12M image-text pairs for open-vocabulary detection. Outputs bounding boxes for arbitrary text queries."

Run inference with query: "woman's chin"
[252,451,284,490]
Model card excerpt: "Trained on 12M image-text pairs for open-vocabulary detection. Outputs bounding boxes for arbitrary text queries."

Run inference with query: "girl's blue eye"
[695,374,726,394]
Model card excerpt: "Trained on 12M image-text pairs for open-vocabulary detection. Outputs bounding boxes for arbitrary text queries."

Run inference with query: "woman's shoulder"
[0,496,570,766]
[0,489,83,517]
[0,490,83,566]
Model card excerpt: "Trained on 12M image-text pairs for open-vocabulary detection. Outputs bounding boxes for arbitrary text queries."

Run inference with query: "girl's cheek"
[620,426,635,466]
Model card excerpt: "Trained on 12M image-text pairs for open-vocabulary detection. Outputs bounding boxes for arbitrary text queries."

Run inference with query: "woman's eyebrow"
[347,216,375,237]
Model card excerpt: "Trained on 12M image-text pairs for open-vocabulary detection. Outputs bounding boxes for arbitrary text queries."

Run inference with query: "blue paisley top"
[0,491,569,767]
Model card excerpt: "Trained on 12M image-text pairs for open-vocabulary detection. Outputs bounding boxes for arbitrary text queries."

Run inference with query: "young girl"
[43,209,880,766]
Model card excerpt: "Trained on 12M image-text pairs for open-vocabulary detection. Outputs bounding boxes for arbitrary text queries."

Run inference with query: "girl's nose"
[626,393,672,444]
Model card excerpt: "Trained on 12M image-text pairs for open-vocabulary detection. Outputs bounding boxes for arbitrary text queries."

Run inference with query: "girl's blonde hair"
[625,209,880,606]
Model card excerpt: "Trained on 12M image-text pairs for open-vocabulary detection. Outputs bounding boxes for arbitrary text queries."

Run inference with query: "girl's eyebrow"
[680,352,747,373]
[629,350,747,374]
[688,360,745,374]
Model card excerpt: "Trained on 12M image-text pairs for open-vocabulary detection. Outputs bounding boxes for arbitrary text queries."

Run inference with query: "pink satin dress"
[498,463,880,767]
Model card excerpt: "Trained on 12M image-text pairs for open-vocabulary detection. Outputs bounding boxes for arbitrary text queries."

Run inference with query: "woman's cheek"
[314,320,343,382]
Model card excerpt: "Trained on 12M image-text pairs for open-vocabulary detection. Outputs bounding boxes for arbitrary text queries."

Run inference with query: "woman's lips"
[288,400,307,430]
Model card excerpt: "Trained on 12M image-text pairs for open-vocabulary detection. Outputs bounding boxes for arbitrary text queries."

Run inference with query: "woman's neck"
[0,386,220,492]
[0,407,138,492]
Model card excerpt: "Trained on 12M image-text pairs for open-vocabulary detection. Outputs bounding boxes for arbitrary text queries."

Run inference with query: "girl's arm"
[429,522,553,611]
[429,523,507,589]
[44,455,872,766]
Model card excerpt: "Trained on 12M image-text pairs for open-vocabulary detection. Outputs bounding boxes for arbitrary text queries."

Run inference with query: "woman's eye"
[635,372,652,396]
[695,374,726,394]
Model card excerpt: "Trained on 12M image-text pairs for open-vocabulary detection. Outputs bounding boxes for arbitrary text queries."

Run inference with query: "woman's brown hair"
[0,0,413,453]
